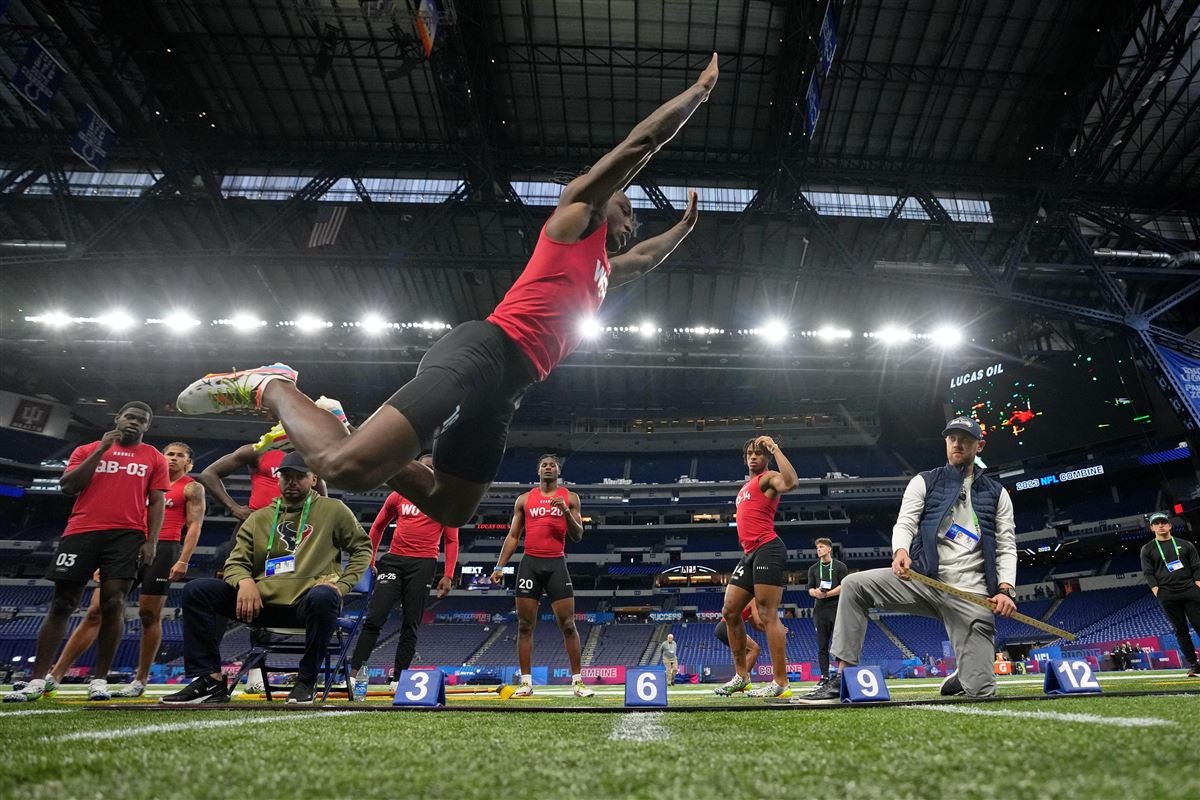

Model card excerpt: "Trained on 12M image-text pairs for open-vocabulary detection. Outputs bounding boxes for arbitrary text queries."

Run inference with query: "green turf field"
[3,673,1199,800]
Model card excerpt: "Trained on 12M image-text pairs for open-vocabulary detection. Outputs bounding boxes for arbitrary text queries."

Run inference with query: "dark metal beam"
[910,187,998,288]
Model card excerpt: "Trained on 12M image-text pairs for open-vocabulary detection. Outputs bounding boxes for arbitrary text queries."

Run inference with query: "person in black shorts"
[807,537,849,686]
[4,402,169,703]
[175,55,721,529]
[491,455,591,697]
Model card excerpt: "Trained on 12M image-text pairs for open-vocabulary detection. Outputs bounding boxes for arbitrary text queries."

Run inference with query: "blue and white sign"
[624,669,667,707]
[818,2,839,77]
[1156,344,1200,421]
[9,40,66,116]
[1043,659,1101,695]
[839,666,890,702]
[805,72,821,136]
[70,105,116,170]
[392,669,446,707]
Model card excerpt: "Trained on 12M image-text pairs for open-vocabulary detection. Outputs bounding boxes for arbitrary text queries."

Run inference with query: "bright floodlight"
[295,314,329,333]
[161,311,201,332]
[230,313,264,331]
[360,314,388,335]
[639,321,657,338]
[36,310,74,328]
[98,310,136,332]
[931,326,963,347]
[761,319,789,343]
[875,326,912,345]
[580,317,603,340]
[816,326,851,341]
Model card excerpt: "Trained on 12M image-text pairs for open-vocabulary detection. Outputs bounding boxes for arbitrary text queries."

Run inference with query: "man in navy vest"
[797,417,1017,702]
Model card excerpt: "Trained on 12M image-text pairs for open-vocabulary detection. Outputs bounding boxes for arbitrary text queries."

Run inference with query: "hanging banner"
[9,40,66,116]
[818,3,839,77]
[70,105,116,171]
[804,72,821,136]
[1155,344,1200,421]
[0,391,71,439]
[415,0,441,56]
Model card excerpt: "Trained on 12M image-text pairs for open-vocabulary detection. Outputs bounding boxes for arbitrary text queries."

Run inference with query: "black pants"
[182,578,341,683]
[350,554,436,676]
[814,605,838,676]
[1159,585,1200,667]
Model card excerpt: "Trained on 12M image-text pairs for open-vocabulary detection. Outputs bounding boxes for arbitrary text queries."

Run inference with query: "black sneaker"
[286,680,315,704]
[940,670,965,697]
[160,675,230,705]
[792,672,841,704]
[1187,664,1198,678]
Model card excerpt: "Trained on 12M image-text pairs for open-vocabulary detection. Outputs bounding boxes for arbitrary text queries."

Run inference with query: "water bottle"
[353,668,369,702]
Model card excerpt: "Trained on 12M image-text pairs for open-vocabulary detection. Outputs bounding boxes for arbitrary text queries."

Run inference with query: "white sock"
[519,674,531,685]
[572,673,583,683]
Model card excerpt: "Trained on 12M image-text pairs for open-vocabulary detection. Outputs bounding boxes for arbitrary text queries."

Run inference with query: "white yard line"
[0,709,73,717]
[608,711,669,742]
[44,710,359,742]
[918,705,1175,728]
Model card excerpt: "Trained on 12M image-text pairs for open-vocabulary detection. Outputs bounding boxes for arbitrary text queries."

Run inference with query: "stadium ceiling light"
[761,319,790,344]
[580,317,603,340]
[874,326,912,345]
[931,326,963,347]
[639,321,658,338]
[148,312,202,331]
[28,310,75,328]
[359,314,388,335]
[294,314,331,333]
[97,310,136,332]
[816,326,851,341]
[228,313,266,331]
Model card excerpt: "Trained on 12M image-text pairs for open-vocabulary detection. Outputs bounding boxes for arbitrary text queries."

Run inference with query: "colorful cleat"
[747,681,791,699]
[511,683,534,698]
[88,678,111,701]
[176,363,298,415]
[253,395,350,454]
[572,679,595,698]
[113,679,145,698]
[713,674,752,697]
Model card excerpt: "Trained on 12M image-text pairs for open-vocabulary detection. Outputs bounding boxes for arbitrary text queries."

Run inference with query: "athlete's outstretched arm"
[198,445,258,520]
[609,190,699,288]
[550,54,718,239]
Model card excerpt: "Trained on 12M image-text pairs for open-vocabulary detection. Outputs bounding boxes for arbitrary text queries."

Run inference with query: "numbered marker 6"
[392,669,446,707]
[625,669,667,707]
[840,666,891,703]
[1044,659,1101,695]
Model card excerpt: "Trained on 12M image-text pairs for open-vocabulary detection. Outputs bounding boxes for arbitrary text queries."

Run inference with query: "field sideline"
[3,673,1198,799]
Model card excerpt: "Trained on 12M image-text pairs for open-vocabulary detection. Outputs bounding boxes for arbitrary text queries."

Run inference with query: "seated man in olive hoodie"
[163,452,371,704]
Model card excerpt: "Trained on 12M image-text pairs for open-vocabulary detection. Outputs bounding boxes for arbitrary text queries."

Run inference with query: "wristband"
[494,564,504,573]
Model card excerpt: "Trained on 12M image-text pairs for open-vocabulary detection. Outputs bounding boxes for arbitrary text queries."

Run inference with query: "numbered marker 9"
[839,666,891,703]
[625,669,667,707]
[392,669,446,707]
[1044,659,1101,695]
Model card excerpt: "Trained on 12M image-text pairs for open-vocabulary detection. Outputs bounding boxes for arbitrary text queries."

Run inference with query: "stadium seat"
[228,569,374,702]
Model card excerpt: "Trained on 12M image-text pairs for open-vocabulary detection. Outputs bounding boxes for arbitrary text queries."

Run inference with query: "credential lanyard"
[1155,536,1179,565]
[266,492,314,553]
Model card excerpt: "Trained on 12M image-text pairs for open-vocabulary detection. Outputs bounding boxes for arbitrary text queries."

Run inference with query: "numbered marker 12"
[839,666,891,703]
[1044,659,1101,695]
[624,669,667,707]
[392,669,446,707]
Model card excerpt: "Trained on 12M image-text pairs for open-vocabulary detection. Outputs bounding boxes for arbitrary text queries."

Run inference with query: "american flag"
[307,205,347,248]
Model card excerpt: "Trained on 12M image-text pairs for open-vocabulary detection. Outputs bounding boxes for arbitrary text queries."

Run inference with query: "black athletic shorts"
[515,555,574,602]
[137,541,182,596]
[729,536,788,592]
[386,320,536,484]
[46,529,143,583]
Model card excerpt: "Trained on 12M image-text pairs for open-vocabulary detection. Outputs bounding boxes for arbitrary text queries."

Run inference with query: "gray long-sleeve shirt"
[891,471,1017,594]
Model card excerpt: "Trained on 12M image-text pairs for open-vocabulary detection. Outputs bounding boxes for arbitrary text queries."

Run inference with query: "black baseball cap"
[942,416,983,440]
[1148,511,1171,524]
[278,452,312,473]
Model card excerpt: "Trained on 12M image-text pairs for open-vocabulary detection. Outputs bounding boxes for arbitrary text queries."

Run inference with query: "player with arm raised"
[175,55,720,530]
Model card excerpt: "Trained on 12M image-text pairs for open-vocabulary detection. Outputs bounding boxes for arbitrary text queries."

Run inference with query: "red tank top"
[523,486,571,558]
[734,474,780,554]
[486,219,611,381]
[159,474,194,543]
[248,450,284,510]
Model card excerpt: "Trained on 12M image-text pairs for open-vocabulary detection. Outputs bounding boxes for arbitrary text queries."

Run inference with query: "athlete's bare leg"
[550,597,583,675]
[741,637,762,676]
[720,584,754,678]
[50,589,101,682]
[35,581,87,679]
[754,584,788,688]
[93,579,132,679]
[515,597,539,675]
[134,594,168,683]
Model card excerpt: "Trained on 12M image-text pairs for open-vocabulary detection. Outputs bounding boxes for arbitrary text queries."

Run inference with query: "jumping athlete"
[490,454,590,698]
[349,452,459,691]
[714,435,798,699]
[175,54,721,529]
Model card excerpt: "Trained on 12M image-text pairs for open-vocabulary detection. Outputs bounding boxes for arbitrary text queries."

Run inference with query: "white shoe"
[253,395,350,454]
[512,683,534,697]
[88,678,111,701]
[245,668,266,694]
[713,674,752,696]
[113,679,145,698]
[746,681,791,699]
[3,679,45,703]
[572,679,595,698]
[176,363,298,415]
